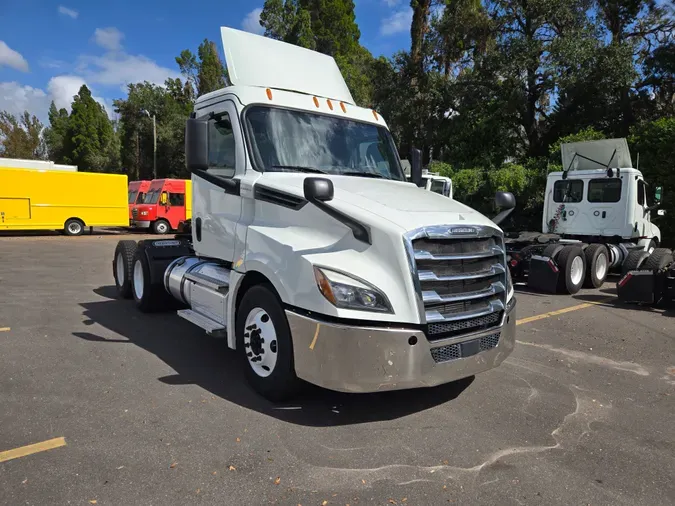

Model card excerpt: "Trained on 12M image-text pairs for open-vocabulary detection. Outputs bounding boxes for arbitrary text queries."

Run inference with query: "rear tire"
[236,285,300,402]
[113,240,138,299]
[622,250,650,276]
[643,248,674,271]
[583,244,609,288]
[64,218,85,236]
[152,219,170,235]
[557,246,586,294]
[131,243,172,312]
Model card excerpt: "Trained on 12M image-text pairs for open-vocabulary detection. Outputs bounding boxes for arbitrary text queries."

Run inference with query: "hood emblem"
[451,227,478,235]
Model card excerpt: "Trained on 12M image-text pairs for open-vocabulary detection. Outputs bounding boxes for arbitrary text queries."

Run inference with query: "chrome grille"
[132,208,138,218]
[430,332,501,363]
[408,228,506,342]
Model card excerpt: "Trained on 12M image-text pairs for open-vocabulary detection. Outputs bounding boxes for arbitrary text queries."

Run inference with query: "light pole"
[141,109,157,179]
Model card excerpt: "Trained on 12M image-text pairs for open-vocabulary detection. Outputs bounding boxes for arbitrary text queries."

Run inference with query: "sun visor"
[561,138,632,171]
[220,27,355,105]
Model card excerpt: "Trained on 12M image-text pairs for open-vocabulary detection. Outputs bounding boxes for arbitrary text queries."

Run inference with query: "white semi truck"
[111,27,517,401]
[505,138,665,294]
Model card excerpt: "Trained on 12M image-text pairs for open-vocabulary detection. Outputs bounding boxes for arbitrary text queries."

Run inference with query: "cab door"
[587,177,624,236]
[190,99,245,262]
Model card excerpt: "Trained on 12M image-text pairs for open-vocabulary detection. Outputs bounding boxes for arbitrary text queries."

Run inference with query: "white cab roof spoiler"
[561,138,633,171]
[220,27,355,105]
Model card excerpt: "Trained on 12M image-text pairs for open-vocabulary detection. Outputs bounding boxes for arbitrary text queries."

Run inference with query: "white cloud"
[383,0,400,6]
[58,5,78,19]
[77,52,180,91]
[241,8,264,35]
[94,27,124,51]
[0,41,29,72]
[0,77,110,123]
[380,8,412,36]
[0,82,48,119]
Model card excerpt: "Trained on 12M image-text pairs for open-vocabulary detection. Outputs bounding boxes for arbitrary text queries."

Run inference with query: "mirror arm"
[492,208,514,226]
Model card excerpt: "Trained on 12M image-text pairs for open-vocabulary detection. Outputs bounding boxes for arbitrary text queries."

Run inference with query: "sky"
[0,1,414,123]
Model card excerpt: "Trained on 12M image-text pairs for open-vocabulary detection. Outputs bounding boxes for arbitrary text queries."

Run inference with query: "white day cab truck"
[504,138,666,294]
[111,28,517,401]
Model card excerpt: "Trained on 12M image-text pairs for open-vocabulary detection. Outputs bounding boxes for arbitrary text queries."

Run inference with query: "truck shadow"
[75,286,474,427]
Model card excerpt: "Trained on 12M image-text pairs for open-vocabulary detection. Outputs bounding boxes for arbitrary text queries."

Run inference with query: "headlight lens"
[506,266,514,302]
[313,267,392,313]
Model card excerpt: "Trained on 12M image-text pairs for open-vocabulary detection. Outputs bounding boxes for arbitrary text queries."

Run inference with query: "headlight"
[506,266,514,302]
[313,266,392,313]
[140,211,149,216]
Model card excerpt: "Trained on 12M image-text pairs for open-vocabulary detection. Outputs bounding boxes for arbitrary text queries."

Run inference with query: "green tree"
[629,118,675,247]
[0,111,46,159]
[63,85,115,171]
[44,101,70,163]
[176,39,227,98]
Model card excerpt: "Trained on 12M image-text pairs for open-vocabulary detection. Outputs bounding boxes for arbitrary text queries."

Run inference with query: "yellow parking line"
[0,437,66,463]
[517,297,614,326]
[0,327,10,332]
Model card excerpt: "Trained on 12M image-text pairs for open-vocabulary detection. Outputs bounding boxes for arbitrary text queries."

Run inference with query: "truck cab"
[128,180,150,221]
[543,138,661,249]
[131,178,192,234]
[112,27,517,401]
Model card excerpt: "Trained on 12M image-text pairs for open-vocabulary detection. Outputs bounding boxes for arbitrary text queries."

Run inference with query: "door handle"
[602,211,606,218]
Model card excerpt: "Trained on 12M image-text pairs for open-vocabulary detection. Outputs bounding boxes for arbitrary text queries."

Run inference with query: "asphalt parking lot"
[1,233,673,506]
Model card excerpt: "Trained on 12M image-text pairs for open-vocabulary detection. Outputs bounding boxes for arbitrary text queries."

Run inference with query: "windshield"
[143,190,160,204]
[128,190,138,204]
[244,106,405,180]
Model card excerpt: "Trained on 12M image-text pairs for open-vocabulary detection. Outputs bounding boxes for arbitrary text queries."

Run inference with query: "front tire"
[113,240,138,299]
[236,285,300,401]
[622,250,650,276]
[64,218,84,236]
[152,219,170,235]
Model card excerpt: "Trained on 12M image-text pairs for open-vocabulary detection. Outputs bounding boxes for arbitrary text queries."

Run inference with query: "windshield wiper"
[340,171,387,179]
[269,165,328,174]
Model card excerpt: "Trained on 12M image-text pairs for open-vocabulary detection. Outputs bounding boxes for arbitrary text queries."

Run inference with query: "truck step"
[177,309,227,337]
[184,271,229,292]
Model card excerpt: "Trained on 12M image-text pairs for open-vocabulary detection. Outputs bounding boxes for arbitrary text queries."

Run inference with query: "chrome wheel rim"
[115,253,125,285]
[133,259,144,300]
[243,308,278,378]
[595,253,608,280]
[68,222,81,234]
[570,256,584,285]
[156,222,168,233]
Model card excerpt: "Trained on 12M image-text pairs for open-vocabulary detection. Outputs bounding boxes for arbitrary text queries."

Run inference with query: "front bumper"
[288,299,516,393]
[130,219,151,229]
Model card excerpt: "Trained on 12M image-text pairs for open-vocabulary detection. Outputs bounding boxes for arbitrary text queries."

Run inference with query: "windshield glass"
[128,190,138,204]
[143,190,160,204]
[244,106,405,180]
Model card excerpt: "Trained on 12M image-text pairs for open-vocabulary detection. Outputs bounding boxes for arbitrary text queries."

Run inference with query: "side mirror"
[303,177,334,203]
[655,186,662,203]
[160,192,168,205]
[492,191,516,226]
[185,117,209,172]
[410,148,423,187]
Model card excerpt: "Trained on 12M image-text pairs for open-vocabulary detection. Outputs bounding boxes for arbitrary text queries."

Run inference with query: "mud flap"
[616,270,655,304]
[527,255,559,293]
[139,239,193,285]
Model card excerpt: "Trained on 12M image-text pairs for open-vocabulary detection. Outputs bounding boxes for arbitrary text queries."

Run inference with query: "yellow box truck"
[0,168,128,235]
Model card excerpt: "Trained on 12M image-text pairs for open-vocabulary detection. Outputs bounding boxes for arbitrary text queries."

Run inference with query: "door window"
[169,193,185,206]
[207,113,236,177]
[637,180,646,206]
[429,179,446,195]
[588,179,622,203]
[553,180,583,203]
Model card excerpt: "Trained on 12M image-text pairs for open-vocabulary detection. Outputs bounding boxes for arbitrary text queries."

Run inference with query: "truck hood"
[255,173,500,233]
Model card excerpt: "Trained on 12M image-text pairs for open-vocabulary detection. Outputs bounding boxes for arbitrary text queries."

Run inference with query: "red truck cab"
[130,178,191,234]
[128,180,151,221]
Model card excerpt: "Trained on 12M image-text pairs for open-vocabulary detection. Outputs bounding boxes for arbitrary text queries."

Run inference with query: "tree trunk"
[410,0,431,73]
